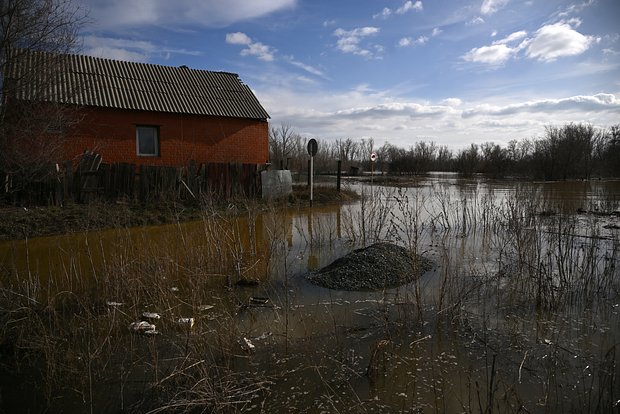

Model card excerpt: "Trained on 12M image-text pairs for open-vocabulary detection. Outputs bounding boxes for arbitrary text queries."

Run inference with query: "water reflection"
[0,177,619,413]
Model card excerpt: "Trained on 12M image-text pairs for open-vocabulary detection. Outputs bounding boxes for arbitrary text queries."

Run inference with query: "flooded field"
[1,175,619,413]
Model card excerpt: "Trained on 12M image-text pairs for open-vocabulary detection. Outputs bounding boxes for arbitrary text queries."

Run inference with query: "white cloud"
[374,1,422,19]
[293,75,317,85]
[87,0,296,29]
[463,31,527,66]
[480,0,509,16]
[398,38,413,47]
[333,27,381,58]
[83,36,156,62]
[226,32,275,61]
[495,30,528,45]
[467,16,485,25]
[225,32,252,45]
[399,36,429,47]
[462,94,620,117]
[399,28,440,48]
[258,82,619,149]
[442,98,463,106]
[463,44,514,65]
[335,102,455,119]
[240,42,275,61]
[463,21,597,66]
[396,1,423,14]
[373,7,392,19]
[285,57,328,79]
[227,36,327,79]
[405,36,428,46]
[323,19,336,27]
[84,46,149,62]
[82,35,201,62]
[491,30,498,37]
[525,22,597,62]
[555,0,595,19]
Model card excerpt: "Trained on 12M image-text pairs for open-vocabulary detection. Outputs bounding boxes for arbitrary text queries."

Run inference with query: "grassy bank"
[0,186,359,241]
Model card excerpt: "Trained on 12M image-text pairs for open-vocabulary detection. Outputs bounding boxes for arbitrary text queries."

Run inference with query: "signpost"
[370,152,377,188]
[307,139,318,206]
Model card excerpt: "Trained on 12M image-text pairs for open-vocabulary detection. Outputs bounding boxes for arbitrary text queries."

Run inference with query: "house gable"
[5,49,270,166]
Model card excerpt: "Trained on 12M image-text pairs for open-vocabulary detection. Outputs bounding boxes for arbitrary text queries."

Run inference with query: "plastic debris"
[142,312,161,320]
[253,332,272,341]
[198,305,215,312]
[240,337,255,352]
[177,317,195,328]
[249,297,269,305]
[129,321,158,335]
[106,301,123,307]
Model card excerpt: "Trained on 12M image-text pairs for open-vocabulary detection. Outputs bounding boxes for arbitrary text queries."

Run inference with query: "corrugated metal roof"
[7,49,270,120]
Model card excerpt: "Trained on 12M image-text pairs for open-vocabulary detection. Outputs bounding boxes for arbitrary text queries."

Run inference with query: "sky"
[79,0,620,149]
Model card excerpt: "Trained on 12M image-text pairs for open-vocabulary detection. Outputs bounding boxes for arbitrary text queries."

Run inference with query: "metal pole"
[371,159,374,192]
[336,160,341,192]
[310,156,314,207]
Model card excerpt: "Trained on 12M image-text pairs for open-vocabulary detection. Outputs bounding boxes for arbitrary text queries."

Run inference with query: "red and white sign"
[370,152,377,162]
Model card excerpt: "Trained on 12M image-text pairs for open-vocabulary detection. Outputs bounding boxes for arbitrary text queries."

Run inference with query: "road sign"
[370,152,377,162]
[307,139,318,157]
[307,139,318,206]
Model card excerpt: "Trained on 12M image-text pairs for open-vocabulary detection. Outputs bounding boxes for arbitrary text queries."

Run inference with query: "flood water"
[1,174,619,413]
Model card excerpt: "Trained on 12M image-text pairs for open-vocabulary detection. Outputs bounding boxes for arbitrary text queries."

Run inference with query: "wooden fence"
[1,152,262,205]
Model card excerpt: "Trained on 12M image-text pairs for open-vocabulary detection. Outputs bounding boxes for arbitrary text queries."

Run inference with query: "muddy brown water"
[1,175,619,413]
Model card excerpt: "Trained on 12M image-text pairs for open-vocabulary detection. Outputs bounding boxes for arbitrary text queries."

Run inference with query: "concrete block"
[261,170,292,200]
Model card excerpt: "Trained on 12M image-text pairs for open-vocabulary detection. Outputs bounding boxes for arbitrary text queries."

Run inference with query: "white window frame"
[136,125,159,157]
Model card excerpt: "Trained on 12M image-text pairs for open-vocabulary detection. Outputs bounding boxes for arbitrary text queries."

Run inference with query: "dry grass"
[1,180,618,413]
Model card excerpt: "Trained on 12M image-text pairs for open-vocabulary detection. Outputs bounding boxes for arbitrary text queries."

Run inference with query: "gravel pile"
[308,242,432,291]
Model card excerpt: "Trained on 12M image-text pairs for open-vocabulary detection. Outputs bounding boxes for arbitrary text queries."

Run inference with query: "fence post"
[138,165,147,203]
[187,160,198,197]
[337,160,341,192]
[63,160,73,202]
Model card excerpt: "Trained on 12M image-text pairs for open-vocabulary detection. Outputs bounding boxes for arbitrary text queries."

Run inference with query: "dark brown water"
[1,176,619,413]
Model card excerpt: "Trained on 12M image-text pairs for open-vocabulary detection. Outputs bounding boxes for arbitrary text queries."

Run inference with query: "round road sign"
[370,152,377,162]
[307,139,318,157]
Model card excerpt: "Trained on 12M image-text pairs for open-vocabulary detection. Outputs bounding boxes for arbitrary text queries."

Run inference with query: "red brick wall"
[66,107,269,166]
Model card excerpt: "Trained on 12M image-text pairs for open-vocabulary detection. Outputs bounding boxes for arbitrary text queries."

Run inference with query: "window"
[136,126,159,156]
[45,119,64,134]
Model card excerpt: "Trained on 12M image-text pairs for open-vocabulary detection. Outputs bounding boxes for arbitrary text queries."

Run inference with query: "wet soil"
[308,242,433,291]
[0,202,202,241]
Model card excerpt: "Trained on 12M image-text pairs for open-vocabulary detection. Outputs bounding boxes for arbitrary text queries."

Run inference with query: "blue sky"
[80,0,620,149]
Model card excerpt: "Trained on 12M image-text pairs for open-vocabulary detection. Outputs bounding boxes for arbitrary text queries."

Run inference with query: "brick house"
[4,49,270,167]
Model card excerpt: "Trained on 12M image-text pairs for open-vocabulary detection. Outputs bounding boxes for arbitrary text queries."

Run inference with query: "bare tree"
[359,137,374,163]
[334,138,359,171]
[412,140,437,174]
[435,145,452,171]
[455,144,480,177]
[1,0,86,184]
[269,123,301,169]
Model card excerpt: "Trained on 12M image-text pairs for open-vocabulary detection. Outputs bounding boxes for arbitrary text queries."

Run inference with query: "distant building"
[4,49,270,167]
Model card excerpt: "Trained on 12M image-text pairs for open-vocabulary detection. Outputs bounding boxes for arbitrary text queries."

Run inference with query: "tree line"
[269,123,620,180]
